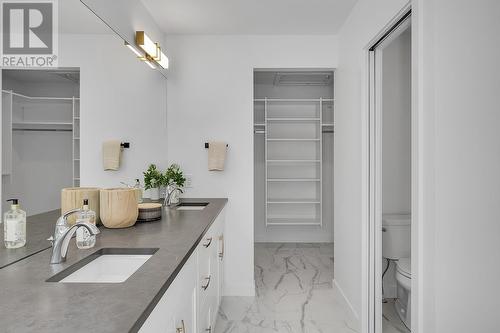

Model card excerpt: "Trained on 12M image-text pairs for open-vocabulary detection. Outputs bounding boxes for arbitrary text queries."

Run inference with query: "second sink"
[174,202,209,211]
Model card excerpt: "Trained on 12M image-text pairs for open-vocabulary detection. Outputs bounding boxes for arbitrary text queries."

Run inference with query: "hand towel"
[102,140,121,171]
[208,141,227,171]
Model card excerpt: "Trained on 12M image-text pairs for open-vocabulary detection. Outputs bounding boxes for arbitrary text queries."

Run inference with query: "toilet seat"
[396,258,411,279]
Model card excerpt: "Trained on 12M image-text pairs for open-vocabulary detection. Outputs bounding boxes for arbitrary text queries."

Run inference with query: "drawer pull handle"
[201,275,211,290]
[218,234,224,260]
[205,326,212,333]
[203,237,212,248]
[176,320,185,333]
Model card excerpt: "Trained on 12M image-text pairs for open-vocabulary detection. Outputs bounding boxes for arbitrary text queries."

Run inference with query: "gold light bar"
[136,31,159,59]
[156,50,169,69]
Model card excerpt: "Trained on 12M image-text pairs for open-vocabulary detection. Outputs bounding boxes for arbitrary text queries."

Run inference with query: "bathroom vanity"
[0,198,227,333]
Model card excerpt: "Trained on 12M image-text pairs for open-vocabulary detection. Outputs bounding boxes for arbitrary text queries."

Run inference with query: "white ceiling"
[140,0,358,35]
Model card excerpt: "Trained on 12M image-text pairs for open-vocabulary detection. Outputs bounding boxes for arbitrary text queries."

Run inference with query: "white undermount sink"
[47,248,158,283]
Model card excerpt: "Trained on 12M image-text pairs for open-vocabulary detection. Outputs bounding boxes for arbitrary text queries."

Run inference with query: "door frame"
[363,4,418,333]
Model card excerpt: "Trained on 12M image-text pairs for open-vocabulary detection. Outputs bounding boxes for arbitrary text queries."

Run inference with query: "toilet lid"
[397,258,411,277]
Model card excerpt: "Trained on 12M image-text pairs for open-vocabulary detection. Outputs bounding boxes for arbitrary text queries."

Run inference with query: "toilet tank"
[382,214,411,260]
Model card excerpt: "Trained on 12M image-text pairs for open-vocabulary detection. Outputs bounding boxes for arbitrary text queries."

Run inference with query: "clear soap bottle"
[75,199,97,249]
[3,199,26,249]
[134,178,143,203]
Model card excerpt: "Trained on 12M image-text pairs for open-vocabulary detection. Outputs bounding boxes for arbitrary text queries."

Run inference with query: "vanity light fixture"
[136,31,158,59]
[156,50,169,69]
[124,41,143,57]
[144,58,156,69]
[135,31,169,69]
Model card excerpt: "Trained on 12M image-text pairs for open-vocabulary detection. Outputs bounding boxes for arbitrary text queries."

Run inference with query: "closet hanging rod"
[13,128,72,132]
[1,89,79,101]
[254,98,334,102]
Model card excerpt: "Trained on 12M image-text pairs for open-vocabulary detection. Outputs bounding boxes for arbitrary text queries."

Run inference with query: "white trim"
[362,3,413,333]
[333,279,360,322]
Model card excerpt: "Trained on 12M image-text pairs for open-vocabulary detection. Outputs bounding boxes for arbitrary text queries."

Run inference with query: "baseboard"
[333,279,360,323]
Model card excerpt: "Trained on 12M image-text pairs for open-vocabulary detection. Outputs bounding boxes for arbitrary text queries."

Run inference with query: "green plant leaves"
[143,163,186,189]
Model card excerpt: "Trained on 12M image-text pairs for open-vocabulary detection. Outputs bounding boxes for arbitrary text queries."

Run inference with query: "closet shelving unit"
[254,97,334,227]
[72,96,80,187]
[1,90,81,186]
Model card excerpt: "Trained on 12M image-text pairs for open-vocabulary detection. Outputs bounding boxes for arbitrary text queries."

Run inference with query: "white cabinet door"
[139,253,197,333]
[216,222,225,307]
[197,208,226,331]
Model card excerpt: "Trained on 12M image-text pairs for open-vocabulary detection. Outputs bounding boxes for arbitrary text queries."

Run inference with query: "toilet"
[395,257,411,328]
[382,214,411,330]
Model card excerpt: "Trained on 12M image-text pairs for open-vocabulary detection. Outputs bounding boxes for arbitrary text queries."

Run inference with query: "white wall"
[415,1,500,332]
[334,0,409,319]
[58,33,168,188]
[165,35,338,296]
[382,29,411,215]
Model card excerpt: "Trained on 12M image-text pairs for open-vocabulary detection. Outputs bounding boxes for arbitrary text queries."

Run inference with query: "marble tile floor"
[214,243,359,333]
[382,299,410,333]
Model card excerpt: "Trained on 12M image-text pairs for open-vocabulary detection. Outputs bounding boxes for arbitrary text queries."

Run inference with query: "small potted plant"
[143,164,163,201]
[164,163,186,205]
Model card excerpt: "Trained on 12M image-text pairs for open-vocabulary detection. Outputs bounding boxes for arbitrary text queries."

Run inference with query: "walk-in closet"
[254,70,334,242]
[1,69,80,216]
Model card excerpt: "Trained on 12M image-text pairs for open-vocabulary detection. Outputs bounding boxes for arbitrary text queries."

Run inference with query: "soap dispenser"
[134,178,143,203]
[3,199,26,249]
[75,199,97,249]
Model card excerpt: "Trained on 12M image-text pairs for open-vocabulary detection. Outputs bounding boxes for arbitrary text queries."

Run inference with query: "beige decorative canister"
[100,188,139,228]
[61,187,101,225]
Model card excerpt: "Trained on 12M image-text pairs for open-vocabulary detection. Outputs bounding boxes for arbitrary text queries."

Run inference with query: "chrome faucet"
[49,208,100,264]
[164,184,183,207]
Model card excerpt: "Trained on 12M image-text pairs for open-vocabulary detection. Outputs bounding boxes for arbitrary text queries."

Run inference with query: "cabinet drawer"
[198,299,214,333]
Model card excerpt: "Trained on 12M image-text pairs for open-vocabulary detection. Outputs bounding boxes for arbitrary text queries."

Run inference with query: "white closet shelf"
[268,159,320,163]
[266,218,322,226]
[255,98,334,102]
[267,178,320,182]
[12,122,73,131]
[1,90,79,100]
[267,118,320,121]
[267,138,320,142]
[267,199,320,204]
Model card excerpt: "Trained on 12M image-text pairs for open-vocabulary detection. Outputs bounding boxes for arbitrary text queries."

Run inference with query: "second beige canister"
[100,188,139,228]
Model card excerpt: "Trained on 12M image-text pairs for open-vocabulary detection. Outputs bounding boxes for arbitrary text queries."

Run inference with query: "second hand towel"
[208,141,227,171]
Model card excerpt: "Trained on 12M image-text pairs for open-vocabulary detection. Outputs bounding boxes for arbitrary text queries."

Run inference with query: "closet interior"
[2,69,80,216]
[254,70,334,243]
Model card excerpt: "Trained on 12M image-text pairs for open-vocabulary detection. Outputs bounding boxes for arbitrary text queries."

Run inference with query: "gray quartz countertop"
[0,198,227,333]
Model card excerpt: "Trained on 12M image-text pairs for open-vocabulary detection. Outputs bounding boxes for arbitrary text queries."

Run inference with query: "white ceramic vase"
[149,187,160,201]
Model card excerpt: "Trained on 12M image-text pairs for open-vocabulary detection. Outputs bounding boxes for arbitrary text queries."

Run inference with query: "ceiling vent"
[273,72,333,86]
